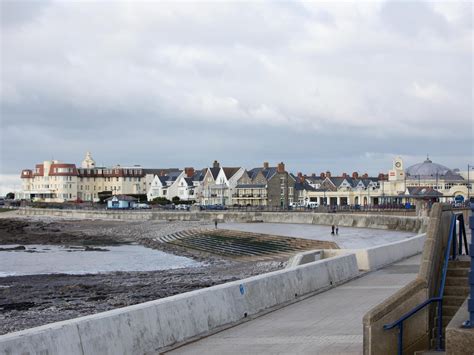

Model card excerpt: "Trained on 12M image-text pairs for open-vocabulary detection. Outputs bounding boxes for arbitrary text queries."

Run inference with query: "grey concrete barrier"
[0,254,359,355]
[324,233,426,271]
[287,234,425,271]
[286,250,323,268]
[17,208,426,233]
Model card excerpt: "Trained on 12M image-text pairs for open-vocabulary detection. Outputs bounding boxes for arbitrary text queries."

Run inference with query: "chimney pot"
[185,167,195,178]
[263,162,269,169]
[277,162,285,173]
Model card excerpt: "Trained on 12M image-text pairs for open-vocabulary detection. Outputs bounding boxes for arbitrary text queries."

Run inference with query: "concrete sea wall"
[0,254,359,355]
[17,208,427,232]
[287,233,426,271]
[363,204,453,354]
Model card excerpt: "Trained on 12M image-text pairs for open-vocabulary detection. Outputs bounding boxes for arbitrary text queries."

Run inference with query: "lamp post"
[468,164,473,203]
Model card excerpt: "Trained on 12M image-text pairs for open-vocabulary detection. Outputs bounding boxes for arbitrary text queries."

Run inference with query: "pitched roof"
[222,167,241,179]
[192,168,207,182]
[294,179,317,191]
[404,187,443,197]
[209,167,220,180]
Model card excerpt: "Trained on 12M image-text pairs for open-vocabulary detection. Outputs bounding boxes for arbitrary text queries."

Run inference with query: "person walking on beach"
[331,225,335,235]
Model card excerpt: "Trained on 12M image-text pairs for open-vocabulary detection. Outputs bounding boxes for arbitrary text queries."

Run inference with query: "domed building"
[405,157,451,179]
[388,156,470,204]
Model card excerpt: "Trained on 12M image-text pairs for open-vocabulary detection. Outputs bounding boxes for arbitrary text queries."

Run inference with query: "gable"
[238,171,252,185]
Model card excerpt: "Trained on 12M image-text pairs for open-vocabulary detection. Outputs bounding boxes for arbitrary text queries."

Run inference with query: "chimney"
[320,172,326,179]
[342,172,348,178]
[185,167,195,178]
[362,173,369,178]
[297,172,304,182]
[160,170,165,176]
[263,162,269,169]
[352,171,359,179]
[326,171,331,178]
[312,173,316,177]
[277,162,285,173]
[213,160,220,169]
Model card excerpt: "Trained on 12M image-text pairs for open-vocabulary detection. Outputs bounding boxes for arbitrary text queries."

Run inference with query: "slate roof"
[143,168,180,175]
[247,167,279,181]
[294,179,317,191]
[222,167,241,180]
[157,176,169,185]
[403,187,443,197]
[192,169,207,182]
[209,167,220,180]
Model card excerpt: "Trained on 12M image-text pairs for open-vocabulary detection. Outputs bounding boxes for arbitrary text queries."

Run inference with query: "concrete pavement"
[167,254,421,355]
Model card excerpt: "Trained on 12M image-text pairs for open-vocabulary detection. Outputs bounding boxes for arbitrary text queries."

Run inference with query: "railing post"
[398,323,403,355]
[437,299,443,350]
[463,204,474,328]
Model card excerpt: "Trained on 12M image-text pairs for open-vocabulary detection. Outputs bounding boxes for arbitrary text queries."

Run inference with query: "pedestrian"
[331,225,335,235]
[336,226,339,235]
[214,220,218,229]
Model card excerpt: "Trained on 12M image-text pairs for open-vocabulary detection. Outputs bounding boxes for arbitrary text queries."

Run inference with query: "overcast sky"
[0,0,473,193]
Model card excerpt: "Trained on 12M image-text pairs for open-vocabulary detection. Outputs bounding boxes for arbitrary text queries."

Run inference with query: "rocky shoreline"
[0,216,285,335]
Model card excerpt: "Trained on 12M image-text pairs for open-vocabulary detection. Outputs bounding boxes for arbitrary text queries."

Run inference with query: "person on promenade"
[331,225,335,235]
[336,226,339,235]
[214,220,218,229]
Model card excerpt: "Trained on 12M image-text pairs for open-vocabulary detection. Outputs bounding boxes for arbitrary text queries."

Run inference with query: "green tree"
[152,197,171,205]
[6,192,14,200]
[171,196,181,204]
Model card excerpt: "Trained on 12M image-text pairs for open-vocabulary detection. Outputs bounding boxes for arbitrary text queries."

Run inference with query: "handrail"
[383,212,467,355]
[383,298,441,330]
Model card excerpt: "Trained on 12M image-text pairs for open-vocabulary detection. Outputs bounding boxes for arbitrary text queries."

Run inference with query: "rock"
[0,245,26,251]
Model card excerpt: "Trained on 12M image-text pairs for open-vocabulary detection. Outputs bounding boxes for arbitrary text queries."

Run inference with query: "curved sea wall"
[0,253,359,355]
[17,208,427,233]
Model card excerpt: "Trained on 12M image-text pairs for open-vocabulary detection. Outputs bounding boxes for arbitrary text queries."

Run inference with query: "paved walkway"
[223,222,416,249]
[167,254,421,355]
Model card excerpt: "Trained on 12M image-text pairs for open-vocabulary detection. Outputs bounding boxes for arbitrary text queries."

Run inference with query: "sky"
[0,0,473,194]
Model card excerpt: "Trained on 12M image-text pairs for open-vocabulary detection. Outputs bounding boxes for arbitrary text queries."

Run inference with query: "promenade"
[167,254,421,355]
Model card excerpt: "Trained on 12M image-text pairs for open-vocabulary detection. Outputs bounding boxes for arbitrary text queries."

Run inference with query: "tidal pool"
[0,244,200,277]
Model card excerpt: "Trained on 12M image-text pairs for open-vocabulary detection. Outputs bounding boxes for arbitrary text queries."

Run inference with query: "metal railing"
[464,203,474,328]
[383,212,468,355]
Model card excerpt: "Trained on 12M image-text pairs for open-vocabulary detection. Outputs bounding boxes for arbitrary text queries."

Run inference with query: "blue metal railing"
[463,203,474,328]
[383,212,468,355]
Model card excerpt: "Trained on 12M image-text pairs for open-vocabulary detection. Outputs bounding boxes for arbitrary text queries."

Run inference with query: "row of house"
[17,153,472,206]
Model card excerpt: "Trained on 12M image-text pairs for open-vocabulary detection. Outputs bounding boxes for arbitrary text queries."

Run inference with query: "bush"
[152,197,171,205]
[171,196,181,204]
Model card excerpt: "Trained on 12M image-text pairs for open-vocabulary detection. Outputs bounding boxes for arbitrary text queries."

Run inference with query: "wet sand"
[0,217,283,335]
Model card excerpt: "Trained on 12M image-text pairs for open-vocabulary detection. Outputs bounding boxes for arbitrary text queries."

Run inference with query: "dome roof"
[405,157,451,178]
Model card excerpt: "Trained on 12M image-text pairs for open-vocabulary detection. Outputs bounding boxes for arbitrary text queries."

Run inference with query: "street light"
[468,164,474,203]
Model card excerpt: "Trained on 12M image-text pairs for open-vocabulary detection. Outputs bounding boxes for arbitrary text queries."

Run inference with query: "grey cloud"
[0,0,472,179]
[0,0,51,29]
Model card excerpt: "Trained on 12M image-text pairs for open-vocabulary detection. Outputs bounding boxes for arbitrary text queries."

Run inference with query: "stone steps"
[158,228,336,260]
[445,276,468,287]
[443,285,469,297]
